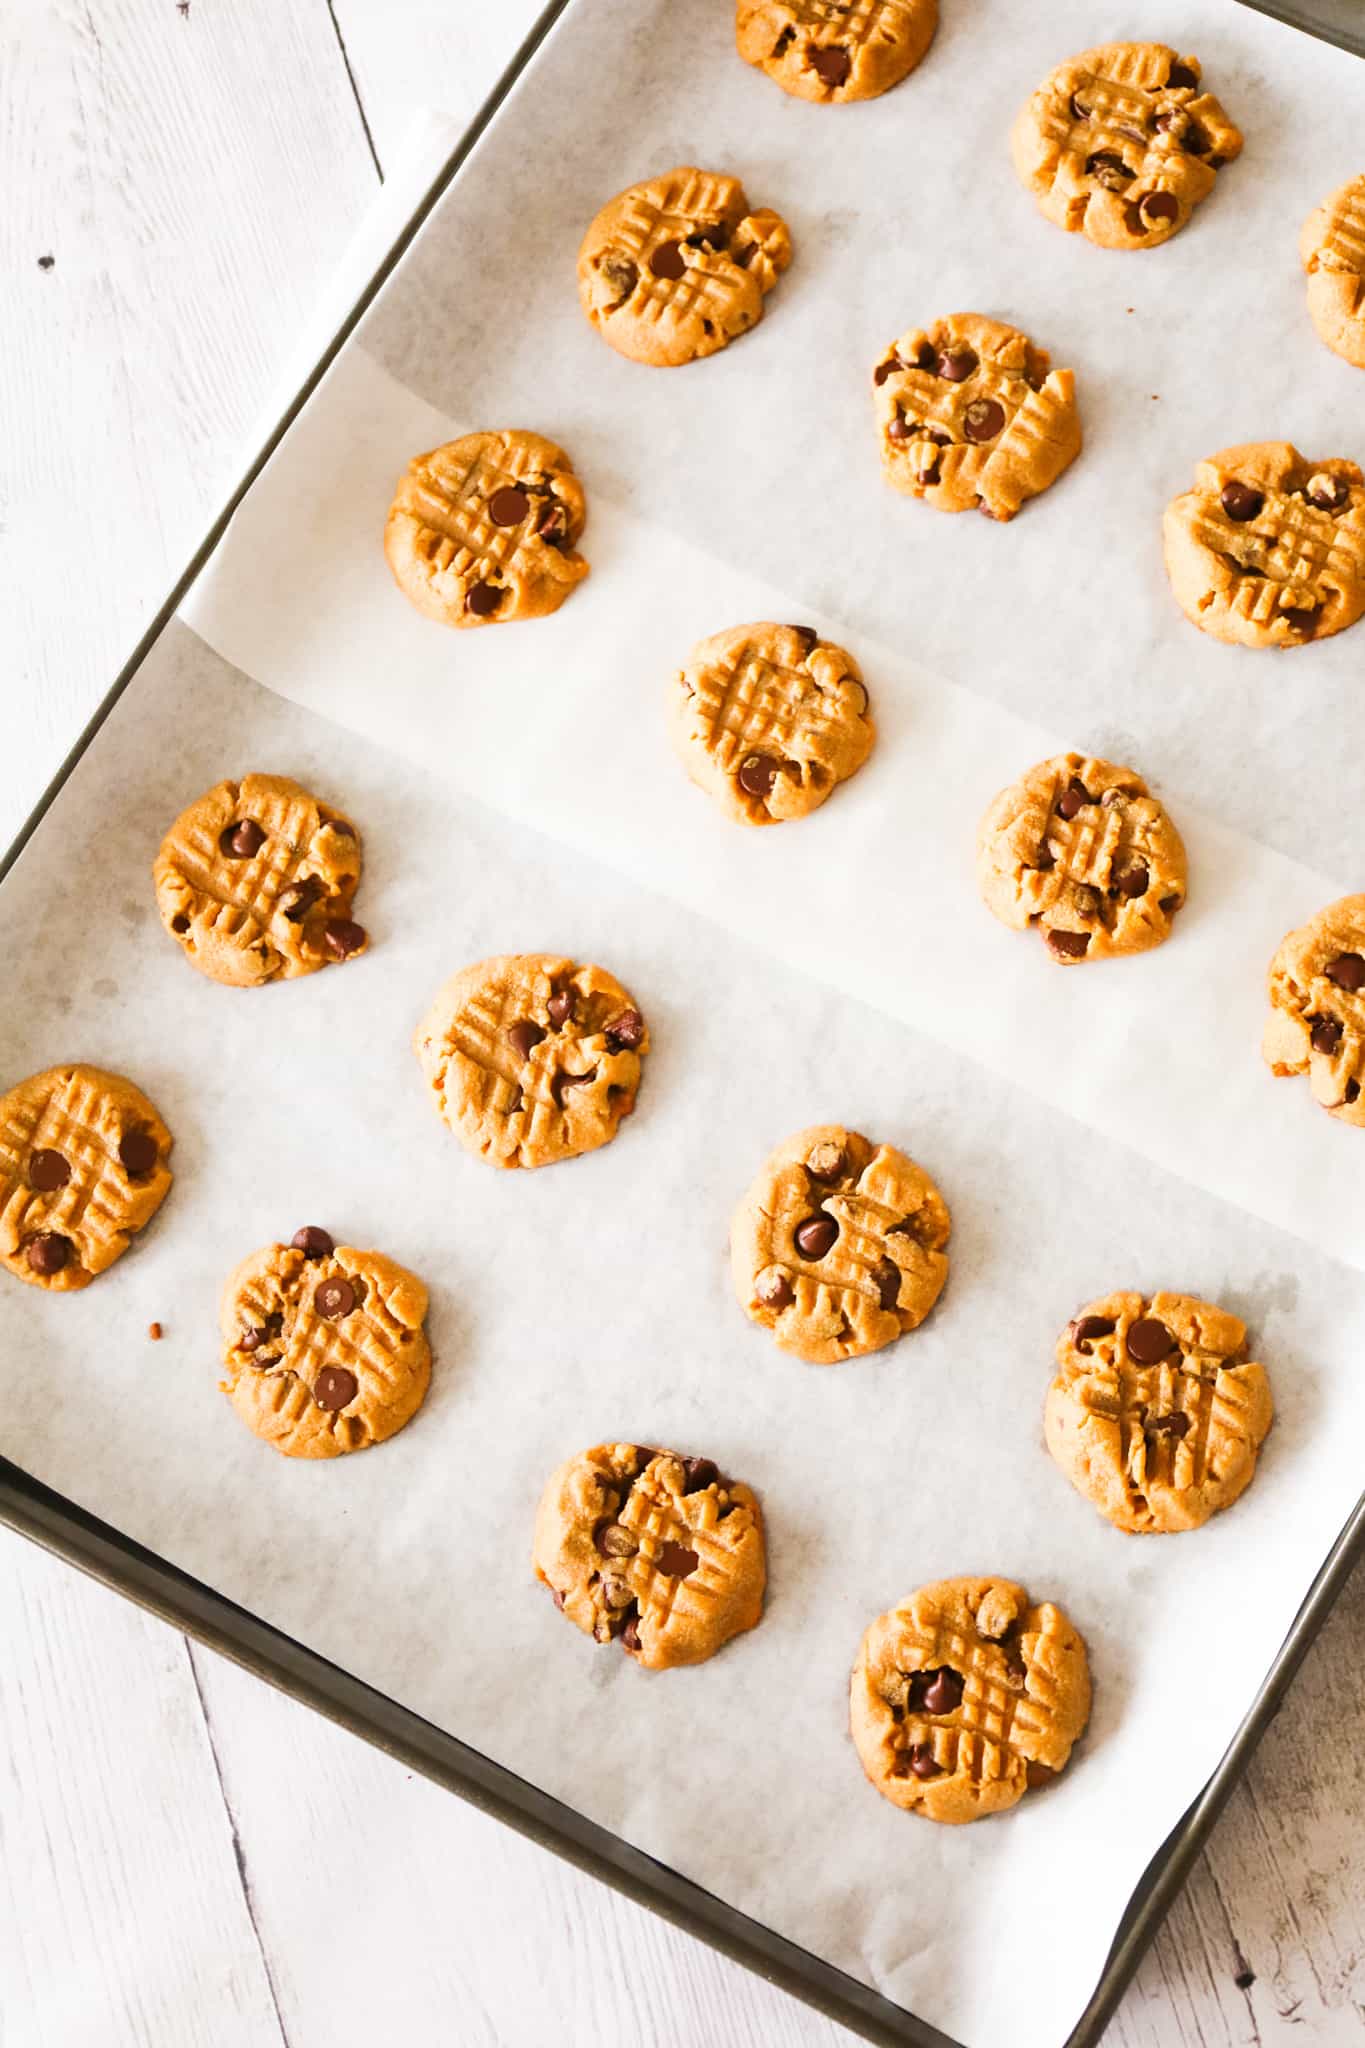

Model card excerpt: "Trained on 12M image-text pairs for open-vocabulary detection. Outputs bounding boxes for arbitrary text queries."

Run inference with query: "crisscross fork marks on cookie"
[620,1484,729,1638]
[166,783,320,938]
[1,1072,125,1246]
[699,645,839,772]
[0,1065,171,1291]
[1187,491,1347,609]
[406,440,542,586]
[895,1627,1023,1790]
[444,979,599,1163]
[783,0,903,43]
[1317,178,1365,277]
[612,175,748,334]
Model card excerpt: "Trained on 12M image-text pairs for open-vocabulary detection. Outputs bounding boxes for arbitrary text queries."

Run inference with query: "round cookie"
[534,1442,765,1670]
[1011,43,1242,251]
[1046,1292,1274,1534]
[874,314,1081,521]
[731,1124,949,1364]
[220,1228,431,1459]
[413,954,649,1171]
[384,428,588,630]
[976,753,1187,965]
[0,1065,172,1292]
[1300,174,1365,370]
[668,622,874,825]
[850,1575,1091,1824]
[1262,893,1365,1129]
[1162,443,1365,649]
[577,167,792,368]
[736,0,937,104]
[154,774,368,989]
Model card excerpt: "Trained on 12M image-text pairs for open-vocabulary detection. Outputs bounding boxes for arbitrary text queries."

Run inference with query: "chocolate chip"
[649,240,687,280]
[602,256,637,302]
[1025,1761,1057,1789]
[241,1312,283,1353]
[682,1457,719,1493]
[220,819,266,860]
[118,1129,158,1177]
[537,503,568,546]
[936,349,977,382]
[657,1539,699,1577]
[488,486,530,527]
[788,625,819,654]
[596,1520,637,1558]
[291,1226,334,1259]
[315,1276,355,1321]
[171,913,191,934]
[810,44,851,86]
[1167,60,1198,87]
[917,459,942,488]
[1281,606,1318,637]
[907,1743,941,1780]
[1306,474,1348,512]
[1207,152,1226,170]
[886,414,911,442]
[329,820,356,840]
[737,753,779,799]
[1073,886,1103,919]
[806,1142,846,1183]
[1159,894,1182,914]
[278,876,323,922]
[794,1213,838,1259]
[1146,1410,1191,1438]
[874,357,901,386]
[25,1232,71,1276]
[1046,929,1090,959]
[507,1019,546,1061]
[1033,846,1056,872]
[1114,862,1149,899]
[605,1008,644,1052]
[550,1066,597,1108]
[1073,1314,1116,1350]
[963,398,1006,444]
[323,919,366,959]
[314,1366,357,1411]
[546,989,574,1028]
[1086,151,1134,190]
[756,1268,794,1310]
[685,223,730,251]
[1069,92,1090,119]
[28,1149,71,1192]
[874,1258,901,1311]
[1220,481,1264,523]
[1182,122,1211,156]
[1139,191,1180,224]
[466,580,502,618]
[1057,777,1093,819]
[1311,1016,1343,1055]
[620,1608,642,1653]
[1127,1316,1177,1364]
[922,1667,964,1715]
[1347,1080,1361,1105]
[1327,953,1365,992]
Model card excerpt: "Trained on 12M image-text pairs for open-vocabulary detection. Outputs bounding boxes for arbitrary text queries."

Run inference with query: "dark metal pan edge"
[1233,0,1365,60]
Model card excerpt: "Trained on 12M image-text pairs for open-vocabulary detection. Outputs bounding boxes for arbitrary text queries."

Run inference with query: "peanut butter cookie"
[154,774,367,989]
[736,0,937,103]
[577,168,792,368]
[384,428,588,630]
[1163,443,1365,648]
[0,1065,172,1292]
[976,753,1187,965]
[1301,174,1365,370]
[731,1124,949,1364]
[850,1576,1091,1824]
[1046,1293,1274,1534]
[220,1228,431,1459]
[1012,44,1242,251]
[668,622,874,825]
[1263,894,1365,1129]
[534,1442,765,1670]
[874,314,1081,521]
[414,954,648,1170]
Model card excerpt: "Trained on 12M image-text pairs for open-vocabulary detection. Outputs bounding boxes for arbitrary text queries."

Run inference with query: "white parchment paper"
[5,4,1365,2044]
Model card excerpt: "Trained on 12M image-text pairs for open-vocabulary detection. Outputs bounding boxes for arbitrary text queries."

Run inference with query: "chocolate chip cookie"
[873,314,1081,521]
[1301,174,1365,370]
[736,0,937,103]
[850,1575,1091,1824]
[1012,43,1242,250]
[668,622,874,824]
[577,168,792,368]
[413,954,649,1170]
[534,1442,765,1670]
[1263,894,1365,1128]
[220,1229,431,1459]
[0,1065,172,1292]
[1163,443,1365,648]
[385,428,588,629]
[976,753,1187,965]
[731,1124,949,1364]
[154,774,367,989]
[1046,1293,1274,1534]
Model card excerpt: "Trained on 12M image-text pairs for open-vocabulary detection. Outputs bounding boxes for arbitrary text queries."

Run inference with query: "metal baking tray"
[4,6,1364,2043]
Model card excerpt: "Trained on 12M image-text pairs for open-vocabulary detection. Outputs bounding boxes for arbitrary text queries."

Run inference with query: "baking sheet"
[3,2,1365,2044]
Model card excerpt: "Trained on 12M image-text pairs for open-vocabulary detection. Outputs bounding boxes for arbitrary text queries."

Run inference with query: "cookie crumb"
[177,1,189,13]
[1234,1967,1255,1991]
[148,1321,163,1341]
[37,254,54,269]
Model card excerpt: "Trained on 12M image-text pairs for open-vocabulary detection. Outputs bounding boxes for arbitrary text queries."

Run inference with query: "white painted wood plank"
[327,0,544,167]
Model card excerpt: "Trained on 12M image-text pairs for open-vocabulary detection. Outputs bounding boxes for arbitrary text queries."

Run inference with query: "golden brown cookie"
[533,1442,765,1670]
[731,1124,949,1364]
[220,1228,431,1459]
[577,168,792,368]
[850,1576,1091,1824]
[1011,44,1242,251]
[1162,443,1365,649]
[874,314,1081,521]
[1262,894,1365,1129]
[154,775,367,989]
[1046,1293,1274,1534]
[668,622,874,825]
[976,753,1187,965]
[414,954,649,1171]
[0,1065,172,1292]
[384,428,588,630]
[736,0,937,103]
[1301,174,1365,369]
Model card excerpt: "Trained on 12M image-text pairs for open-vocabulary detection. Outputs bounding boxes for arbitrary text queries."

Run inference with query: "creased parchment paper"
[4,3,1365,2044]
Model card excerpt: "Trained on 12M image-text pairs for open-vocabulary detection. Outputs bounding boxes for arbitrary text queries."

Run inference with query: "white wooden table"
[2,7,1363,2043]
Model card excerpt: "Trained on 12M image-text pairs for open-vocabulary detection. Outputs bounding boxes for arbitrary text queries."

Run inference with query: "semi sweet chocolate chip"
[1306,474,1348,512]
[314,1365,358,1411]
[1114,862,1150,899]
[1069,92,1090,119]
[1057,777,1093,819]
[597,1521,637,1558]
[907,1743,942,1780]
[1311,1016,1344,1055]
[1346,1080,1361,1105]
[323,919,366,960]
[682,1457,719,1493]
[789,625,819,654]
[1139,190,1180,224]
[936,348,977,382]
[488,486,529,527]
[874,357,901,385]
[605,1008,644,1051]
[810,44,851,86]
[28,1149,71,1192]
[1220,481,1264,523]
[507,1019,546,1061]
[1146,1410,1192,1438]
[794,1213,838,1259]
[278,876,323,922]
[1127,1316,1177,1364]
[874,1259,901,1311]
[1281,606,1319,637]
[620,1608,642,1652]
[806,1142,846,1182]
[1086,151,1133,190]
[737,752,779,799]
[537,503,568,546]
[241,1312,283,1353]
[601,255,637,302]
[756,1268,794,1310]
[685,222,730,251]
[921,1667,964,1714]
[546,989,574,1028]
[1326,952,1365,992]
[1025,1761,1057,1789]
[648,240,687,280]
[550,1066,597,1108]
[1167,61,1198,88]
[220,819,266,860]
[1073,1314,1116,1350]
[963,398,1006,444]
[291,1226,334,1259]
[657,1540,699,1577]
[25,1232,71,1275]
[1047,929,1090,959]
[887,414,911,442]
[1073,886,1102,919]
[315,1276,355,1321]
[465,580,502,618]
[118,1129,158,1177]
[1159,894,1182,914]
